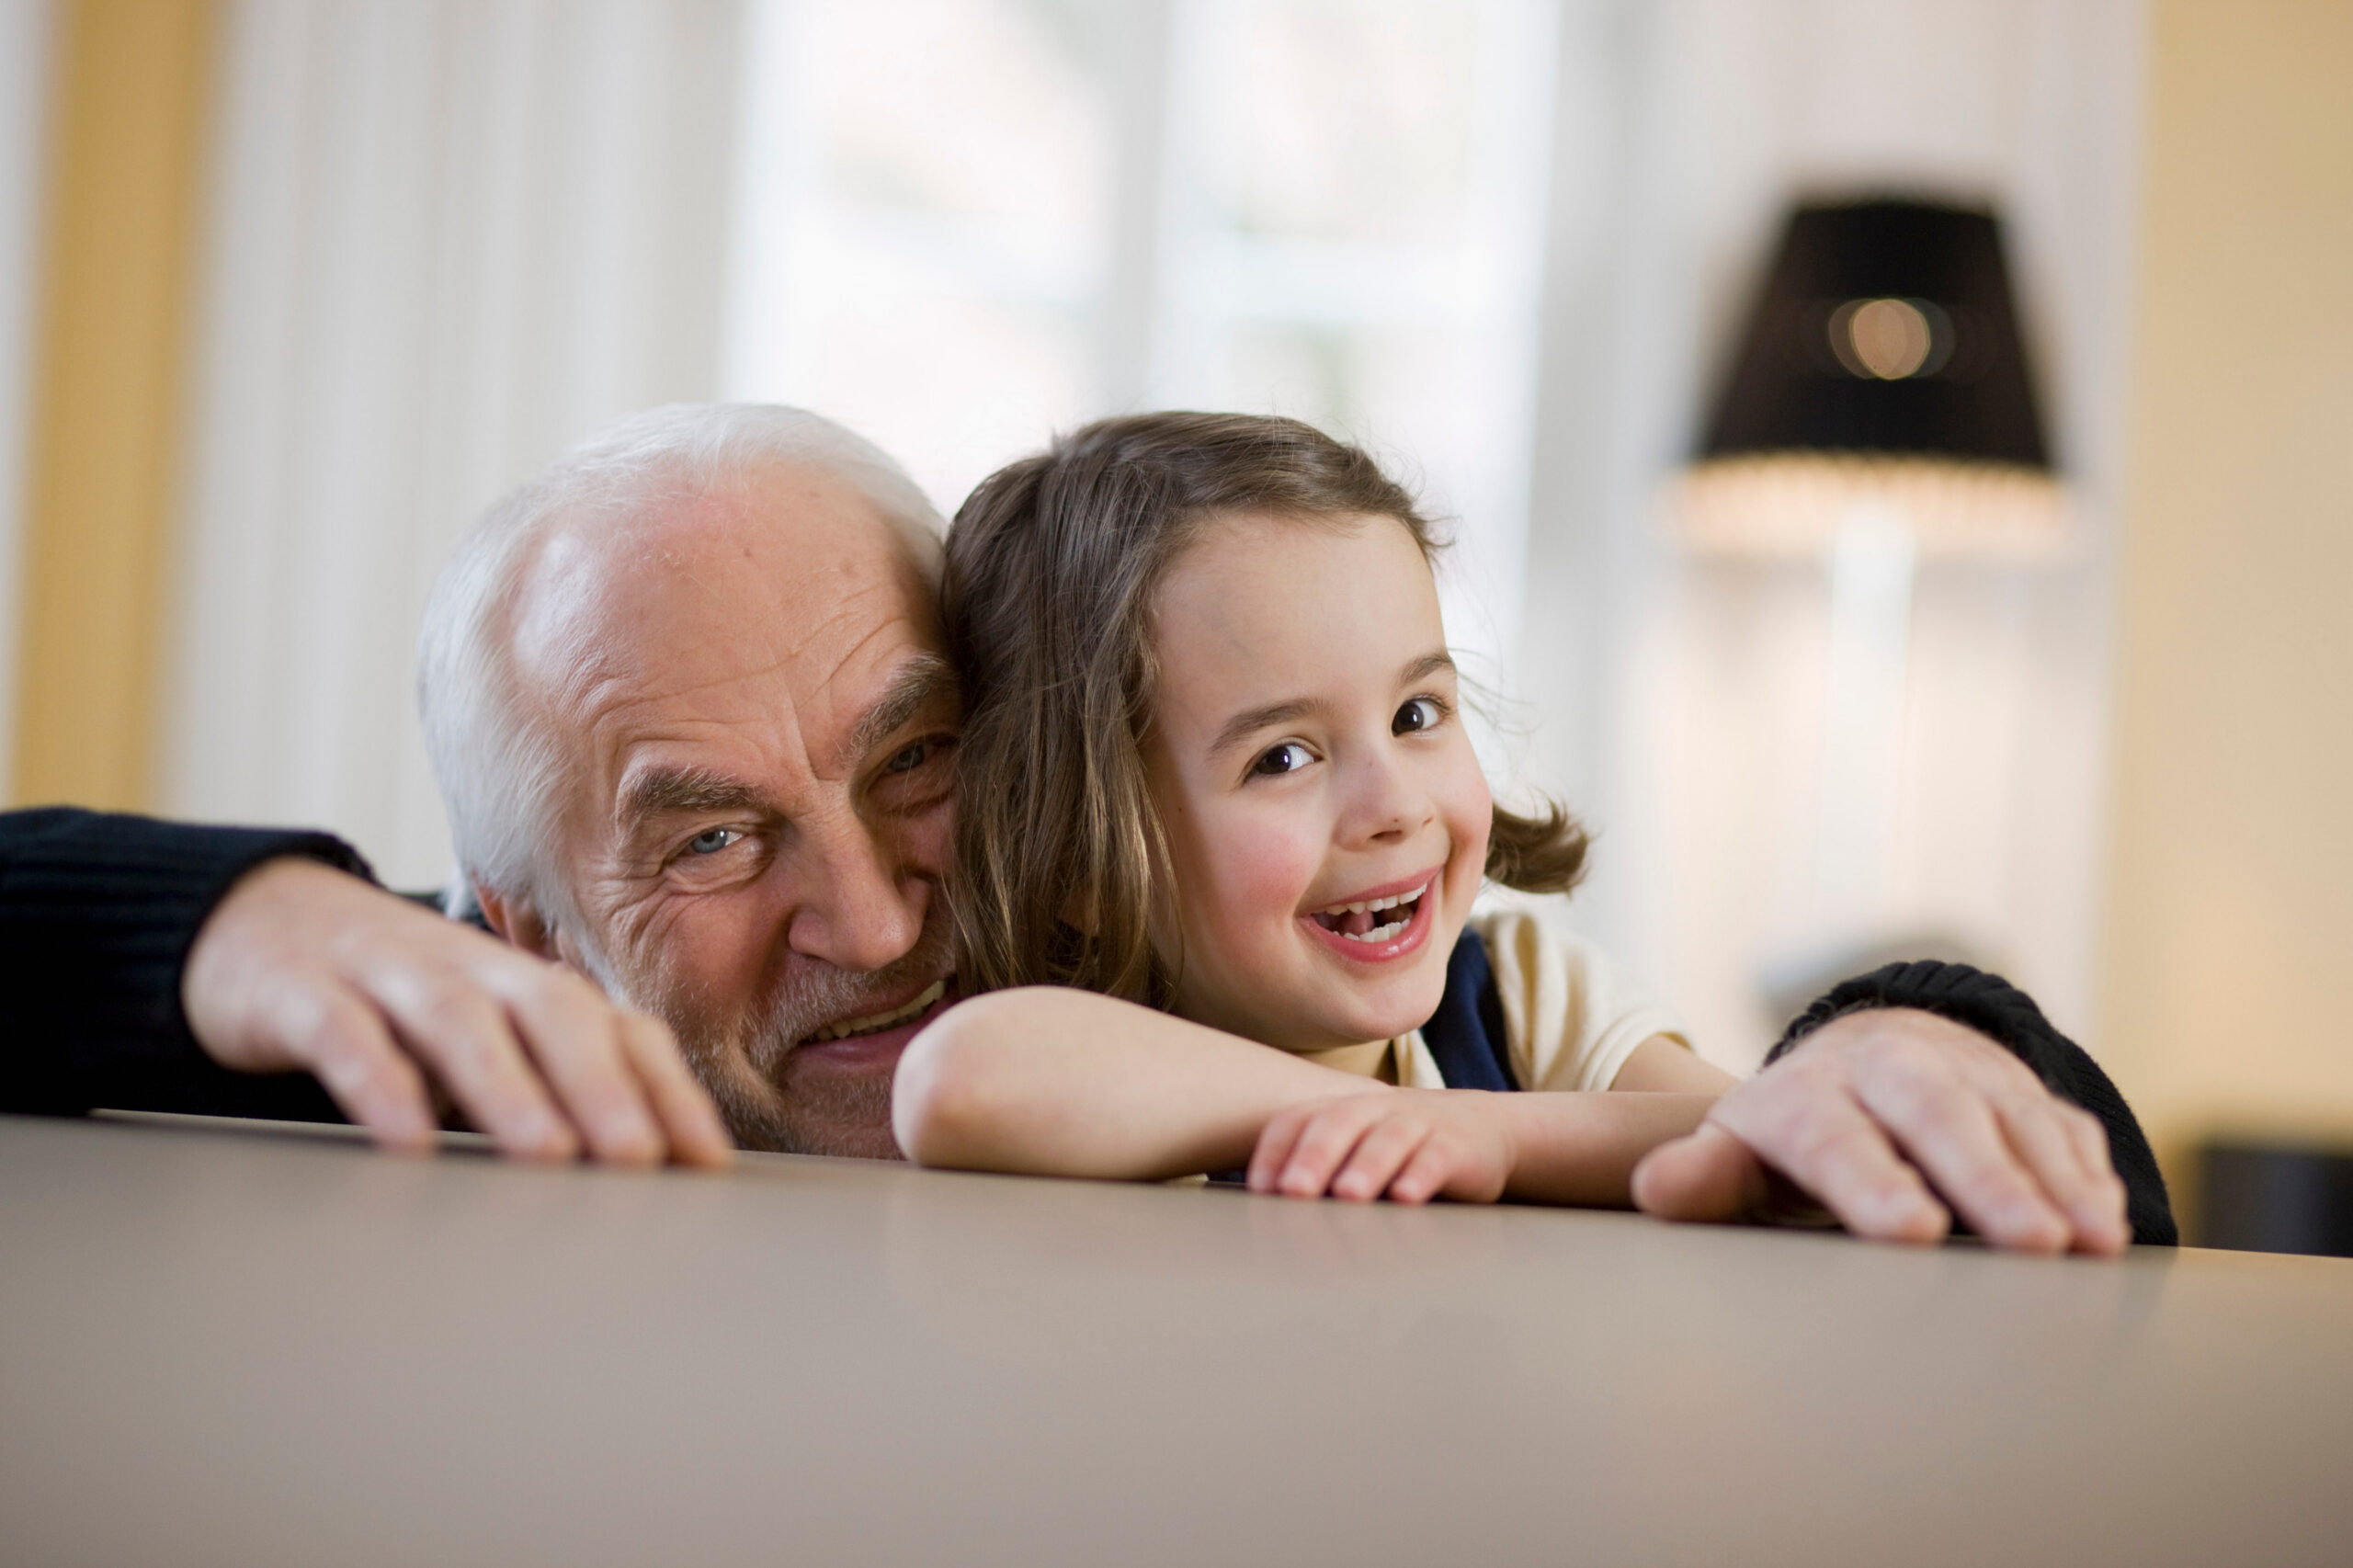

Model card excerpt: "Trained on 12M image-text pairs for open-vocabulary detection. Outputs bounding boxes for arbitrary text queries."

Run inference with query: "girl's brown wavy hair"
[944,411,1587,1006]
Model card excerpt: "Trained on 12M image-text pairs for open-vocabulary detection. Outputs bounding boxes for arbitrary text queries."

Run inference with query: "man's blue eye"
[1393,698,1443,735]
[886,741,929,774]
[688,828,738,856]
[1253,742,1313,777]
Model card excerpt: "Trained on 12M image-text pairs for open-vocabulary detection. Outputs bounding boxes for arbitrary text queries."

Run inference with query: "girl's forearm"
[1495,1092,1722,1206]
[893,987,1382,1178]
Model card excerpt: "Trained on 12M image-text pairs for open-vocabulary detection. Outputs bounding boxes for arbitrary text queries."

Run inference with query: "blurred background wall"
[0,0,2346,1205]
[2097,0,2353,1204]
[0,0,47,789]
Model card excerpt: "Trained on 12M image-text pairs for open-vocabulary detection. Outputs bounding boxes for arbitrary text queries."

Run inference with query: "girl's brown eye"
[1254,742,1313,777]
[1393,698,1443,735]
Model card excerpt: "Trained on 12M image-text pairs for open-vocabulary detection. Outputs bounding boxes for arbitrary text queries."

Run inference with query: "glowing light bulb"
[1830,297,1938,380]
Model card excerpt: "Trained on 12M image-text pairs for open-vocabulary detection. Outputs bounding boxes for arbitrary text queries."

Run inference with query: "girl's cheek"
[1438,751,1493,903]
[1206,807,1325,935]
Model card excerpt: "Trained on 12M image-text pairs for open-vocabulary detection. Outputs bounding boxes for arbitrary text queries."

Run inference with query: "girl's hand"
[1245,1090,1517,1204]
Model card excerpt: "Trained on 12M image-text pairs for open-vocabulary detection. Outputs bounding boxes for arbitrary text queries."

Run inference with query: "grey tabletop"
[3,1112,2349,1567]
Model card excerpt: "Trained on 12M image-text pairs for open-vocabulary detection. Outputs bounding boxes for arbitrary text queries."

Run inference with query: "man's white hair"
[416,403,946,915]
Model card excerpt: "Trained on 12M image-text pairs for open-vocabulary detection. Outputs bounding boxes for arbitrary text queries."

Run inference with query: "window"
[723,0,1558,683]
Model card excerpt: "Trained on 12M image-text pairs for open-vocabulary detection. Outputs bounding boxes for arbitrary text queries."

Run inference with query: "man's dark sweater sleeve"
[1768,960,2177,1245]
[0,807,371,1122]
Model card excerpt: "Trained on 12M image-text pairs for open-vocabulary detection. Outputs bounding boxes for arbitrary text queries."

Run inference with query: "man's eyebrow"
[844,652,959,765]
[618,767,768,829]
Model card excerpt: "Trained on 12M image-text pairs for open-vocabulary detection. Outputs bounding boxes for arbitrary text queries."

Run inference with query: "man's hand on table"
[181,858,733,1167]
[1629,1007,2130,1256]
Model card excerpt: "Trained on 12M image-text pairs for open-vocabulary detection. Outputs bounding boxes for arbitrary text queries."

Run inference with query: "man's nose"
[783,812,925,973]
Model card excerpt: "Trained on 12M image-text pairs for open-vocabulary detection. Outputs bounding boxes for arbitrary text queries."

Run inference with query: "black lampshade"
[1699,198,2050,469]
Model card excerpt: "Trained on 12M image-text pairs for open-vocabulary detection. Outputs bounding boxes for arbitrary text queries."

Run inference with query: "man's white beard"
[568,906,954,1154]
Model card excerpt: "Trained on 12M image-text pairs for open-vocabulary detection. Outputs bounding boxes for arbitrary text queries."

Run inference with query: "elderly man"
[414,405,963,1159]
[0,403,2168,1251]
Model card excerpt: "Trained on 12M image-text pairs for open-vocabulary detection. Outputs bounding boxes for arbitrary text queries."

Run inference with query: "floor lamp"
[1677,198,2063,982]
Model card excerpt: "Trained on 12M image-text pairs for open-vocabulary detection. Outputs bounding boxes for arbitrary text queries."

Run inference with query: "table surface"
[4,1113,2350,1568]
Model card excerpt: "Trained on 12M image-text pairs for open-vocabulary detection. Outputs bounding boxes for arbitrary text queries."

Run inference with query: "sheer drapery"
[155,0,2143,1061]
[161,0,742,883]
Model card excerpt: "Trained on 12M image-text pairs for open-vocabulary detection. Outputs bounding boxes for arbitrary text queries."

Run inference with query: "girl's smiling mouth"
[1301,870,1441,962]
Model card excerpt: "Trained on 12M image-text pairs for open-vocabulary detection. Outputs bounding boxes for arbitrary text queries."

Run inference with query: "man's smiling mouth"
[809,979,949,1042]
[1309,880,1430,944]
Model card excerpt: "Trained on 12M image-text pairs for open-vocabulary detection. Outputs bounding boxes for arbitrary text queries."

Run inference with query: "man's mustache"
[740,915,958,1076]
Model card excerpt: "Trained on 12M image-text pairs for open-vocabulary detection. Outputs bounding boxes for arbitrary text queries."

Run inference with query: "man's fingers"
[1737,1087,1953,1244]
[1851,1065,2067,1253]
[1631,1122,1770,1221]
[2063,1109,2133,1249]
[182,858,734,1170]
[1716,1008,2142,1255]
[616,1011,734,1167]
[2064,1101,2115,1179]
[379,984,578,1162]
[1952,1048,2128,1244]
[500,969,667,1166]
[1996,1097,2129,1256]
[289,988,438,1153]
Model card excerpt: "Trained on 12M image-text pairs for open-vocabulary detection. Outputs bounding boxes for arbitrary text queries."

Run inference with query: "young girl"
[893,412,1736,1205]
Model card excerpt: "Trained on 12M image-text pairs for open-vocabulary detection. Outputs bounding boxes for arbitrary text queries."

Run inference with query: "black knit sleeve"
[1767,961,2177,1245]
[0,808,375,1122]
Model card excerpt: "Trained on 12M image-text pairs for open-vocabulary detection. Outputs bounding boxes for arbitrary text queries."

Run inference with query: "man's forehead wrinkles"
[551,582,891,719]
[813,608,921,691]
[573,659,821,822]
[561,680,799,827]
[574,652,936,842]
[528,497,901,677]
[781,573,908,657]
[522,483,943,853]
[584,651,799,712]
[558,660,735,730]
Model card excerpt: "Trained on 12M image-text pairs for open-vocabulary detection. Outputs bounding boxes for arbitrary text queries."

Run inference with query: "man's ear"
[472,885,558,960]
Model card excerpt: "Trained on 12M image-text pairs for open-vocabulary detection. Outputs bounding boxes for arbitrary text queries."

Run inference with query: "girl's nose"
[1338,748,1431,846]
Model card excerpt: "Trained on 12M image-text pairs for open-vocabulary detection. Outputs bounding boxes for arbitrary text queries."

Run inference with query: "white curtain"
[161,0,742,886]
[154,0,2145,1059]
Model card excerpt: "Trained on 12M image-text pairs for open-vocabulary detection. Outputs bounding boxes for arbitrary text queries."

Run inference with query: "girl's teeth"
[1309,880,1429,941]
[1319,881,1428,919]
